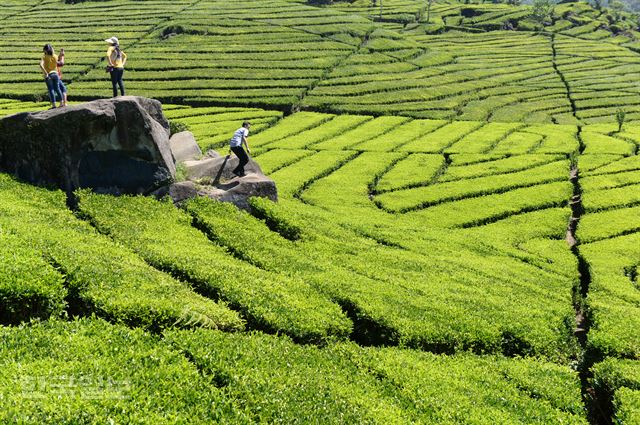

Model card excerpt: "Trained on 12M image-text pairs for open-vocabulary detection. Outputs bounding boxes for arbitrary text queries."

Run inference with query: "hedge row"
[0,318,587,424]
[0,174,242,332]
[77,192,351,343]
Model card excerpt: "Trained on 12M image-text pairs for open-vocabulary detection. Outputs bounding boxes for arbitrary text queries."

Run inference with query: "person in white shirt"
[229,121,251,176]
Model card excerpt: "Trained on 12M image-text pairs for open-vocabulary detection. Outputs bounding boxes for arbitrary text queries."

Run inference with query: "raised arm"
[122,52,127,67]
[57,49,65,67]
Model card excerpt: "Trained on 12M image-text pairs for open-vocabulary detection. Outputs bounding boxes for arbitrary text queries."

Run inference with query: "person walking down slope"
[105,36,127,97]
[230,121,251,177]
[40,44,64,109]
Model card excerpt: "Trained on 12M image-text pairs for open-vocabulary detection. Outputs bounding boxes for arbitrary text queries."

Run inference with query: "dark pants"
[45,73,63,105]
[110,68,125,97]
[231,146,249,175]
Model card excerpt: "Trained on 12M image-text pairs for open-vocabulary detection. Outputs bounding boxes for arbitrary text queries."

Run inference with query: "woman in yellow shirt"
[39,44,65,108]
[105,36,127,97]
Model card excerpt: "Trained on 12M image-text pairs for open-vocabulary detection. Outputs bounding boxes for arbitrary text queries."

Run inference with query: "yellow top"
[107,46,127,68]
[42,54,58,74]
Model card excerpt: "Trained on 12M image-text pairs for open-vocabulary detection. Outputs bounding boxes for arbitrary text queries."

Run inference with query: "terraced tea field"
[1,0,640,423]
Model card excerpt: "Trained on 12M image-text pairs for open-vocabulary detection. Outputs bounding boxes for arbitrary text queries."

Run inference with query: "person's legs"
[45,77,56,107]
[110,69,118,97]
[58,79,67,106]
[231,146,249,175]
[110,68,125,96]
[47,73,63,107]
[117,68,125,96]
[239,148,249,169]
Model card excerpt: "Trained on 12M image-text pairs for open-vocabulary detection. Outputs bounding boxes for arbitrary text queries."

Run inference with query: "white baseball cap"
[105,36,119,44]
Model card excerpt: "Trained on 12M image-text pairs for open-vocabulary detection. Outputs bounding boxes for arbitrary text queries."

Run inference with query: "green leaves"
[78,192,351,343]
[592,359,640,424]
[0,175,242,332]
[0,319,237,424]
[166,328,587,424]
[0,232,66,324]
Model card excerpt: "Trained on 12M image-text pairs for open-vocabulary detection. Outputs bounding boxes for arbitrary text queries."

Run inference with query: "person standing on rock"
[56,48,68,106]
[105,37,127,97]
[40,44,65,109]
[230,121,251,177]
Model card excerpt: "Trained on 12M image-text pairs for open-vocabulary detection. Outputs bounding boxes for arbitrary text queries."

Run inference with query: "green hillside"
[1,0,640,423]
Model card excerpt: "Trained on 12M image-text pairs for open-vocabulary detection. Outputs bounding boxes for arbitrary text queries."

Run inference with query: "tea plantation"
[1,0,640,423]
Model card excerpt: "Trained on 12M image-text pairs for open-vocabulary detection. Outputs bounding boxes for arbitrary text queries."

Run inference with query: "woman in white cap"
[105,36,127,97]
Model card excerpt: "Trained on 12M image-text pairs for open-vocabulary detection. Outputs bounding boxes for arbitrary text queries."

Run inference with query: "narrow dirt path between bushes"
[551,31,609,425]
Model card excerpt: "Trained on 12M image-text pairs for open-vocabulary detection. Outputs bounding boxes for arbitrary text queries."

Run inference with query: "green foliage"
[77,192,351,342]
[616,108,626,132]
[294,152,577,359]
[355,119,447,152]
[252,148,313,174]
[2,0,640,419]
[0,175,242,332]
[531,0,555,24]
[250,112,331,148]
[577,154,640,360]
[0,318,238,424]
[311,116,411,150]
[577,205,640,242]
[376,159,569,211]
[169,120,189,136]
[398,121,484,153]
[580,233,640,358]
[166,328,587,424]
[592,359,640,424]
[248,196,304,240]
[615,388,640,424]
[1,0,639,124]
[375,153,444,192]
[277,115,372,150]
[441,154,564,181]
[582,130,635,155]
[0,232,66,324]
[174,161,187,182]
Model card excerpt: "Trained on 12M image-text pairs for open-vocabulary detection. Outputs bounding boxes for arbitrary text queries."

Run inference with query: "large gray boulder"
[0,96,174,195]
[169,131,201,163]
[198,173,278,210]
[183,154,263,182]
[155,153,278,209]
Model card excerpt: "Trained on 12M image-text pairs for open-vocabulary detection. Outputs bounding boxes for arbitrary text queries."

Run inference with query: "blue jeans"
[58,79,67,94]
[45,73,63,105]
[110,67,125,97]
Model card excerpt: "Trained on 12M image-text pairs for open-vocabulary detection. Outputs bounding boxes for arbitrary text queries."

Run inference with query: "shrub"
[165,328,587,423]
[77,192,351,342]
[0,175,242,332]
[169,120,189,136]
[0,232,67,324]
[248,196,304,240]
[0,318,238,424]
[615,109,626,132]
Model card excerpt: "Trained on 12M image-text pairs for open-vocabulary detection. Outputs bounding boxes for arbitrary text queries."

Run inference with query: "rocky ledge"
[0,96,277,208]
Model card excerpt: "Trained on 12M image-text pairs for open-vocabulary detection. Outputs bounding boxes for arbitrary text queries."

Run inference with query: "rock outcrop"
[0,96,278,208]
[0,96,174,195]
[169,131,201,163]
[162,132,277,209]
